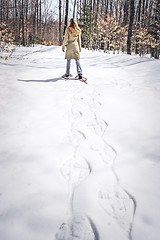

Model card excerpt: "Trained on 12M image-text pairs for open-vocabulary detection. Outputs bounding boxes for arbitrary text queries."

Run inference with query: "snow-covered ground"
[0,46,160,240]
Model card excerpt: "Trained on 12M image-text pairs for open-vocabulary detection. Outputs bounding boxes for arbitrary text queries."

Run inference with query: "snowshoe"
[61,73,73,79]
[75,75,87,84]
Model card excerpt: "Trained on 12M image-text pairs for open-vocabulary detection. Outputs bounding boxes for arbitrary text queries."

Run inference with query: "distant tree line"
[59,0,160,59]
[0,0,59,46]
[0,0,159,59]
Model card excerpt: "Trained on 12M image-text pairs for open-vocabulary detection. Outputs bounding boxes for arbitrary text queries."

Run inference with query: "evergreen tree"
[79,4,97,49]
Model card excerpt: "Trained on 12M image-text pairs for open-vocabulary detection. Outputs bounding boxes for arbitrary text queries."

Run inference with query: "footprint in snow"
[87,118,108,137]
[69,129,86,148]
[55,215,96,240]
[98,184,134,233]
[60,156,91,187]
[100,143,117,165]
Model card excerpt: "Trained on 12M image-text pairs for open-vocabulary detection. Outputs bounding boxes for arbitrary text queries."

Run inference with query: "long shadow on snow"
[18,78,76,83]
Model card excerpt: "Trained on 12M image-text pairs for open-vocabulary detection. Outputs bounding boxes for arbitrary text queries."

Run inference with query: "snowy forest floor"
[0,46,160,240]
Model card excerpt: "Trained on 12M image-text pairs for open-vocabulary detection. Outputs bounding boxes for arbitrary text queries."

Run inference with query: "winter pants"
[66,59,82,76]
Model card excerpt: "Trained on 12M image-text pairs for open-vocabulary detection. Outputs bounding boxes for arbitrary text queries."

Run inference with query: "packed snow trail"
[0,46,160,240]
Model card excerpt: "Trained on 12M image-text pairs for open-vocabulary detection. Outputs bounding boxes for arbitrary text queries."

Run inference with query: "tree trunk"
[40,0,42,37]
[14,0,18,41]
[101,0,104,15]
[63,0,69,35]
[123,0,129,25]
[33,3,36,35]
[127,0,135,54]
[93,0,96,14]
[73,0,76,18]
[154,0,160,59]
[37,0,39,35]
[0,0,2,24]
[110,0,113,17]
[137,0,142,22]
[6,1,8,23]
[141,0,145,25]
[25,0,29,45]
[59,0,62,45]
[135,0,142,55]
[22,0,25,46]
[79,0,82,18]
[96,0,100,18]
[105,0,109,18]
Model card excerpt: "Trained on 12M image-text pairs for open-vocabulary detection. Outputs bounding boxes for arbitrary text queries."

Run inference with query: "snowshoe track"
[98,184,134,233]
[55,83,136,240]
[56,215,96,240]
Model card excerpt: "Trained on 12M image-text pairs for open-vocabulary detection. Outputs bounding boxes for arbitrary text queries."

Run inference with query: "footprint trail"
[55,82,136,240]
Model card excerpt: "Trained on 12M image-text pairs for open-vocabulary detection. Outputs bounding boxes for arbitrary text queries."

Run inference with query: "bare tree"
[105,0,109,17]
[40,0,42,36]
[21,0,25,45]
[73,0,76,18]
[59,0,62,45]
[63,0,69,35]
[0,0,3,24]
[127,0,135,54]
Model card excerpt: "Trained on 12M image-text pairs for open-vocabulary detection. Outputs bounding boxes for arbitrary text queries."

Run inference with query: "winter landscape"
[0,45,160,240]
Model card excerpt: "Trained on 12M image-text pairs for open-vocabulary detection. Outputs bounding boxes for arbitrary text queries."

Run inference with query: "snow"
[0,45,160,240]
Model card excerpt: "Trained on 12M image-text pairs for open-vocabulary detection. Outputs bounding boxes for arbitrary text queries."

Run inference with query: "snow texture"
[0,46,160,240]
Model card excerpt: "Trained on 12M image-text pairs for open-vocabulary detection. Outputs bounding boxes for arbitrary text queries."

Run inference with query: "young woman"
[62,18,86,82]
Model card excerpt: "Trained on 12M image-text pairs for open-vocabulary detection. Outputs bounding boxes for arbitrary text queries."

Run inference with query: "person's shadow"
[18,77,75,83]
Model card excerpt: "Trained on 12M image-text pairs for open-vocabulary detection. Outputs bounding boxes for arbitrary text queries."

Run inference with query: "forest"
[0,0,160,59]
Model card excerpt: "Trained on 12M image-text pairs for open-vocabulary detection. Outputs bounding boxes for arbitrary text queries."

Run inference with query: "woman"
[62,18,85,81]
